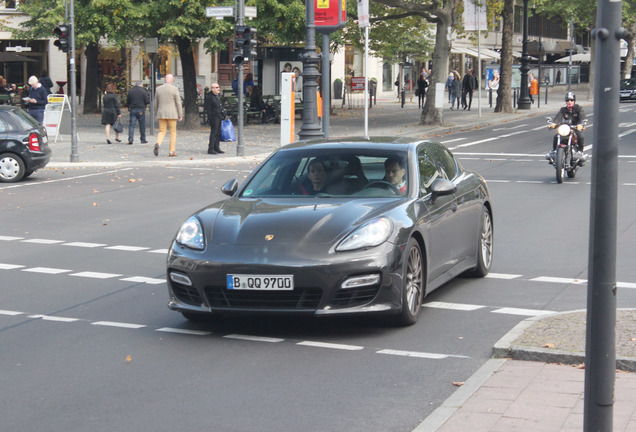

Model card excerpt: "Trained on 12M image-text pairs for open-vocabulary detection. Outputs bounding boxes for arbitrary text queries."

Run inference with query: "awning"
[512,51,538,61]
[451,47,500,60]
[555,52,590,63]
[450,47,476,56]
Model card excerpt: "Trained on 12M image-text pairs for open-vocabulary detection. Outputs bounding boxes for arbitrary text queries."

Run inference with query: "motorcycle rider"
[547,91,587,164]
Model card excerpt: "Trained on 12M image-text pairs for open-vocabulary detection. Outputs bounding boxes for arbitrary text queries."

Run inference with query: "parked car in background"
[0,106,51,182]
[620,78,636,102]
[166,137,494,326]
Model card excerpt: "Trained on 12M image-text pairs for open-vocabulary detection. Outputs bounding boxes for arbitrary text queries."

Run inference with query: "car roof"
[280,136,438,151]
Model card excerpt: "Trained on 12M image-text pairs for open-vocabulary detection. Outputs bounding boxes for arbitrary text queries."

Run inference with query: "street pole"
[517,0,531,110]
[322,33,330,138]
[583,0,623,430]
[68,0,78,162]
[298,0,323,140]
[236,0,245,156]
[568,14,574,91]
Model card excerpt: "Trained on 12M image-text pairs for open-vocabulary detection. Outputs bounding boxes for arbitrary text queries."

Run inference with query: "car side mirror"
[430,178,457,203]
[221,179,239,196]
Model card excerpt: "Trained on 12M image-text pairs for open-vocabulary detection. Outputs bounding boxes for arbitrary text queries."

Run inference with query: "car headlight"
[176,217,205,250]
[336,218,393,251]
[557,124,571,137]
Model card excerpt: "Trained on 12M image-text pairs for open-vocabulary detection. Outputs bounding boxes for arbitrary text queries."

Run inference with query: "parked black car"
[620,78,636,102]
[0,106,51,182]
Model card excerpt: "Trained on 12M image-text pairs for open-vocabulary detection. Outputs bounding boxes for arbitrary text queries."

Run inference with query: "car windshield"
[620,79,636,90]
[240,148,409,198]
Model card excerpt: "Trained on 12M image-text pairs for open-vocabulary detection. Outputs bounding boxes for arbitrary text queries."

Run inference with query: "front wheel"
[555,147,565,184]
[467,207,494,277]
[392,237,425,326]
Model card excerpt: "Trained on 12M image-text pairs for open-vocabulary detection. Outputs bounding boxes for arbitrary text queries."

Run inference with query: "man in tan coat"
[153,74,183,157]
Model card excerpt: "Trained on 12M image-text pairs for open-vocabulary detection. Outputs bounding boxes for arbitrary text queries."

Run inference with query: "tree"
[494,0,513,113]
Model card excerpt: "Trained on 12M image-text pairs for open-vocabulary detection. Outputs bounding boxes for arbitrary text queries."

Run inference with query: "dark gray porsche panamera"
[166,137,493,326]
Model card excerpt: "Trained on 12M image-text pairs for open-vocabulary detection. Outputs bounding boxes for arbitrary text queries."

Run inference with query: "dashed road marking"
[91,321,146,329]
[70,271,123,279]
[224,334,285,343]
[157,327,212,336]
[297,341,365,351]
[491,307,555,317]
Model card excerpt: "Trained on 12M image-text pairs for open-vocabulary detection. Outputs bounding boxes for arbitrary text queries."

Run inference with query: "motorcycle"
[545,118,588,183]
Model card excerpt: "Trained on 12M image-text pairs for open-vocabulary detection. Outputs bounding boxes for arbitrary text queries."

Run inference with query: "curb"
[492,308,636,372]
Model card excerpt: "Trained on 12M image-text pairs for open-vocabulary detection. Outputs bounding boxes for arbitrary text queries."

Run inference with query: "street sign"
[206,6,234,17]
[245,6,257,18]
[351,77,365,91]
[6,46,32,53]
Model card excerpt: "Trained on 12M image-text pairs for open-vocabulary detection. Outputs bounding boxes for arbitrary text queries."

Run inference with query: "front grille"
[171,282,205,306]
[204,286,322,310]
[330,286,381,307]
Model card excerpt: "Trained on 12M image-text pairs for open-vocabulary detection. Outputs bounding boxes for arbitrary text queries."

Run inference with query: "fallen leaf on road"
[452,381,465,387]
[544,343,555,349]
[92,202,99,207]
[125,355,132,363]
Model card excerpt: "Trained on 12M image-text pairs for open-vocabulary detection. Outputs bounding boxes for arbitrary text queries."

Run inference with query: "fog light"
[170,272,192,286]
[341,274,381,289]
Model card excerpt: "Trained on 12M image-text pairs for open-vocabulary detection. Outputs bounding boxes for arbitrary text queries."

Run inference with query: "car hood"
[207,197,401,246]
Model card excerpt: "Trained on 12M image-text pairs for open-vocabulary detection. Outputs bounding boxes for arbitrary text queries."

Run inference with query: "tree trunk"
[495,0,514,113]
[175,36,200,130]
[83,42,100,114]
[420,13,451,125]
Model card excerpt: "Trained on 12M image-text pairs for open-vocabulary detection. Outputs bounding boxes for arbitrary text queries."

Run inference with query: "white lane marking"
[0,263,26,270]
[91,321,146,329]
[0,236,23,241]
[28,314,79,322]
[424,301,484,311]
[491,308,556,316]
[22,267,72,275]
[105,245,151,252]
[63,242,108,248]
[156,327,211,336]
[440,137,468,144]
[224,334,285,343]
[517,180,544,184]
[449,137,499,150]
[377,349,469,359]
[21,239,65,245]
[618,282,636,289]
[492,124,527,131]
[531,276,587,285]
[149,249,169,254]
[0,310,23,316]
[70,271,123,279]
[619,129,636,138]
[486,273,522,280]
[297,341,364,351]
[120,276,164,285]
[0,169,133,190]
[499,131,528,138]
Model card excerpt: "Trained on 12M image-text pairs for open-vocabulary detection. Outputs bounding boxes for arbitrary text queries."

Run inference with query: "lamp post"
[298,0,323,140]
[517,0,532,109]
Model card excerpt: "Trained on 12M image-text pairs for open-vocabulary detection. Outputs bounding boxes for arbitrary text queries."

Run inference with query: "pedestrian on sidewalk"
[39,70,53,95]
[153,73,182,157]
[25,76,47,124]
[529,72,539,104]
[204,82,225,155]
[461,69,476,110]
[445,72,454,103]
[126,81,149,145]
[101,83,122,144]
[417,75,428,108]
[450,71,462,110]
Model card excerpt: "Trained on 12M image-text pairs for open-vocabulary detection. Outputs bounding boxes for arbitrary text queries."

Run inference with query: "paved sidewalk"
[416,309,636,432]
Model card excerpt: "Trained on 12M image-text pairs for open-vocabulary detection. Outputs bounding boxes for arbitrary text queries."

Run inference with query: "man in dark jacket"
[204,83,225,154]
[552,91,586,151]
[126,82,150,145]
[26,76,48,124]
[461,69,477,110]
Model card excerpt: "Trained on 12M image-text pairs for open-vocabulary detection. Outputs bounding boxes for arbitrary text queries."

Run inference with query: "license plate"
[226,274,294,290]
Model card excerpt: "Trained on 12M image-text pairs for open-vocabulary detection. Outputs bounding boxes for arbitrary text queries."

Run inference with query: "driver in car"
[384,157,407,195]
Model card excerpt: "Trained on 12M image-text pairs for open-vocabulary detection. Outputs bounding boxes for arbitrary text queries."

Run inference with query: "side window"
[438,147,458,180]
[418,148,442,192]
[0,114,8,133]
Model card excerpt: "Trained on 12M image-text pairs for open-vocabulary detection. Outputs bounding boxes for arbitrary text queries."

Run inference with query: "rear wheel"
[555,147,565,183]
[0,152,25,183]
[392,237,425,326]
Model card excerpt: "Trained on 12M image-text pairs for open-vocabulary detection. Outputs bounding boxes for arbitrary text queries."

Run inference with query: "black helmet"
[565,91,576,102]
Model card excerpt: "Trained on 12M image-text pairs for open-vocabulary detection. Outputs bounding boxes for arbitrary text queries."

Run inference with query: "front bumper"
[166,241,406,318]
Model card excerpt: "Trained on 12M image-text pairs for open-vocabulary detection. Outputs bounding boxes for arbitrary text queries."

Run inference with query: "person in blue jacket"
[26,76,48,124]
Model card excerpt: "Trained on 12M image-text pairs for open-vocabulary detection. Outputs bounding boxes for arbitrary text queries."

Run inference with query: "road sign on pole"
[206,6,234,18]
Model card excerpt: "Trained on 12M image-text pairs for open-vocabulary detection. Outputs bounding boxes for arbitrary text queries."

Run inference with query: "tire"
[467,207,494,277]
[0,152,26,183]
[555,147,565,184]
[392,237,425,326]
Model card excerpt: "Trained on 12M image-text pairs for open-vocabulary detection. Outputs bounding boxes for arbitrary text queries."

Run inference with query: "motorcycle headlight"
[336,218,393,251]
[557,124,571,137]
[176,217,205,250]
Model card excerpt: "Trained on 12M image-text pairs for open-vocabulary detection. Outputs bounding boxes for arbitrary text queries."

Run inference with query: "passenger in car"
[384,156,407,194]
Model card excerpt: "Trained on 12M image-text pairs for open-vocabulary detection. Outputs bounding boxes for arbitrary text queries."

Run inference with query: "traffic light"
[234,26,257,62]
[54,24,70,52]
